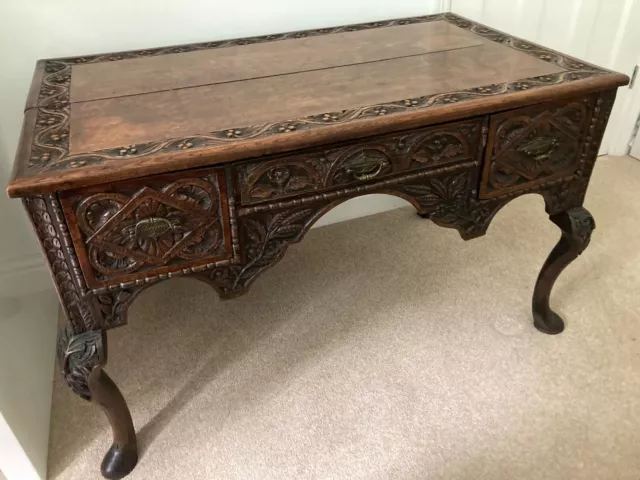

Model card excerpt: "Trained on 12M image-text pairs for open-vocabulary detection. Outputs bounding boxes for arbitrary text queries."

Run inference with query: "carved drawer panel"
[480,96,596,198]
[60,167,233,289]
[235,118,485,205]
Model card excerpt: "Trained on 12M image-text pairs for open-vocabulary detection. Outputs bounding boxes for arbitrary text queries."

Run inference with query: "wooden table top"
[8,13,628,197]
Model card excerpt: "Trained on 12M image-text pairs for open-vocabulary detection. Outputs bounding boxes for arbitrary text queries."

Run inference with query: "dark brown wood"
[6,12,627,479]
[6,13,628,198]
[70,21,484,102]
[58,327,138,479]
[67,41,559,155]
[60,166,235,288]
[532,206,595,334]
[89,366,138,480]
[235,118,483,205]
[480,95,596,198]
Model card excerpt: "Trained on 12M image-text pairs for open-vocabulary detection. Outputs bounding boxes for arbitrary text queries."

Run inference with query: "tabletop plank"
[70,21,485,102]
[70,41,563,153]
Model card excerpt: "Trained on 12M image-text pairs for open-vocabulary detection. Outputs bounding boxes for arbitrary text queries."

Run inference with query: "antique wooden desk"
[7,13,629,479]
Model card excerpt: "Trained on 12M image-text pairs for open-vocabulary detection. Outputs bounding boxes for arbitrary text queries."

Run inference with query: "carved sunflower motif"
[106,200,191,260]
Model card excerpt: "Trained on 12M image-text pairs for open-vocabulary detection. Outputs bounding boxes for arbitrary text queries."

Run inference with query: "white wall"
[0,2,444,478]
[451,0,640,156]
[0,292,58,480]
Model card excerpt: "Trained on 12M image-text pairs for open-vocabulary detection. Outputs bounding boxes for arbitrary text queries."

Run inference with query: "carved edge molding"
[23,13,609,176]
[24,194,96,332]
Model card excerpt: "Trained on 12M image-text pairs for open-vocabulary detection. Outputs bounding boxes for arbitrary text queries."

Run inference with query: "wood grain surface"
[69,41,562,153]
[70,21,484,102]
[6,13,628,197]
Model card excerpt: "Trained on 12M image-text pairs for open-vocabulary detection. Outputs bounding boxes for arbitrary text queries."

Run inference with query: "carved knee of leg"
[58,326,106,401]
[550,206,595,254]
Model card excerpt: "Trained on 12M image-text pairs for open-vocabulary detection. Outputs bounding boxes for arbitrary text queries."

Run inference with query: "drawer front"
[60,167,233,289]
[480,96,596,198]
[235,118,484,205]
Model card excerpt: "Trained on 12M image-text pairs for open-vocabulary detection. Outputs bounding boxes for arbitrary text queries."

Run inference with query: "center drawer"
[234,118,485,206]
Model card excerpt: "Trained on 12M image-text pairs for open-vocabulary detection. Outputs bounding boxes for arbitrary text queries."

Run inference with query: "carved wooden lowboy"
[6,13,629,479]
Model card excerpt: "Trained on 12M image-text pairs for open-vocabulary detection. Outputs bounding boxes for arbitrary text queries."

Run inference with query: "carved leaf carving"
[250,186,279,199]
[287,176,315,191]
[238,121,481,204]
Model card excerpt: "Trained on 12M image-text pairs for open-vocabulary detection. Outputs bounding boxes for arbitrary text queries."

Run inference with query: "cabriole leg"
[59,326,138,479]
[532,206,595,334]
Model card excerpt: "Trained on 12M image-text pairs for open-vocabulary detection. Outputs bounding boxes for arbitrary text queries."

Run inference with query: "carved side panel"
[235,119,483,205]
[481,96,595,198]
[60,167,233,288]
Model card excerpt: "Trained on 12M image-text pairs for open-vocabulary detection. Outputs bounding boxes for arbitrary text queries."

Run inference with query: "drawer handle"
[347,161,386,181]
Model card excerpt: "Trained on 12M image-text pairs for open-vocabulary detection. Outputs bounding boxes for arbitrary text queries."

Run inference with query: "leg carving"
[532,206,595,334]
[59,327,138,479]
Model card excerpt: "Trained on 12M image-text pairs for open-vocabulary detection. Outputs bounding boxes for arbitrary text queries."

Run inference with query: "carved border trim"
[24,13,610,177]
[90,257,235,295]
[24,194,95,332]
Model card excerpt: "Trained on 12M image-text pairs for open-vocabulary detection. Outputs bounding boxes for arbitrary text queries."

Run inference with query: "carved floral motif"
[62,172,230,286]
[236,120,481,204]
[30,91,615,333]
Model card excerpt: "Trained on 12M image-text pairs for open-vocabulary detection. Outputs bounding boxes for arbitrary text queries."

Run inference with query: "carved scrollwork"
[237,119,482,204]
[199,165,484,297]
[556,207,596,249]
[399,171,471,216]
[408,131,470,167]
[61,170,231,287]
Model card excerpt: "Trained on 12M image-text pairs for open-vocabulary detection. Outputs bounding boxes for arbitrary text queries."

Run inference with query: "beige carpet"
[48,156,640,480]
